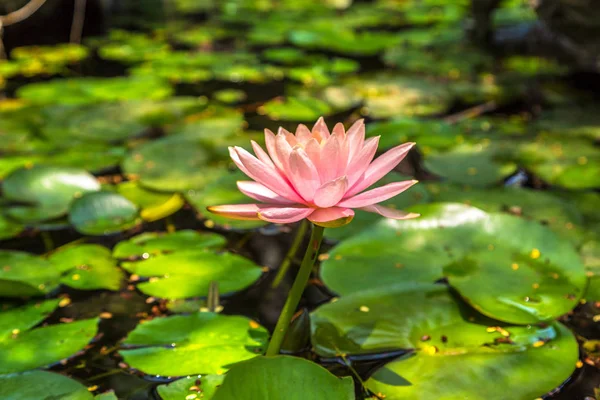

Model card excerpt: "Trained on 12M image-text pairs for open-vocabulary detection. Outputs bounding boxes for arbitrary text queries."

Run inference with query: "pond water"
[0,1,599,399]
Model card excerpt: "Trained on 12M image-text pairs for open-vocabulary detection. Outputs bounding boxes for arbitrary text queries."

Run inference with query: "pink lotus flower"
[207,117,419,228]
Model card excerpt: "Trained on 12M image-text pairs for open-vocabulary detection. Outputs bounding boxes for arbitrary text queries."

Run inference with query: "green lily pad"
[116,181,184,222]
[186,170,267,230]
[45,145,127,174]
[384,42,493,79]
[325,173,429,242]
[157,375,224,400]
[120,312,268,376]
[0,298,59,338]
[48,244,124,291]
[39,103,146,144]
[0,370,93,400]
[327,74,451,118]
[122,249,263,299]
[289,26,399,56]
[261,97,332,121]
[321,203,586,324]
[534,106,600,140]
[427,184,584,244]
[17,77,172,106]
[423,142,517,187]
[516,134,600,189]
[113,230,226,260]
[122,135,227,192]
[97,30,171,64]
[212,355,355,400]
[213,89,247,104]
[503,56,569,77]
[0,251,60,297]
[0,215,23,241]
[0,300,98,373]
[2,165,101,222]
[337,286,577,400]
[366,118,463,151]
[68,192,140,236]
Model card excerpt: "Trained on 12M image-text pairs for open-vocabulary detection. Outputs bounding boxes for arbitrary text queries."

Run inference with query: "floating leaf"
[122,135,226,192]
[261,97,332,121]
[319,284,579,400]
[321,203,586,324]
[48,244,124,291]
[120,312,268,376]
[122,249,263,299]
[327,74,451,118]
[0,370,93,400]
[113,230,226,260]
[2,165,101,222]
[0,251,60,297]
[423,142,517,187]
[516,134,600,189]
[427,184,585,244]
[212,356,354,400]
[0,215,23,241]
[69,192,140,235]
[116,181,184,222]
[157,375,224,400]
[0,300,98,373]
[17,77,172,106]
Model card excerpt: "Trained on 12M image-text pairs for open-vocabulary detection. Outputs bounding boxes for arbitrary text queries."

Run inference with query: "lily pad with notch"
[0,299,98,373]
[2,165,101,223]
[211,355,355,400]
[48,244,124,291]
[120,312,268,376]
[113,230,226,260]
[0,370,93,400]
[121,249,263,299]
[68,191,140,236]
[321,203,586,324]
[116,181,184,222]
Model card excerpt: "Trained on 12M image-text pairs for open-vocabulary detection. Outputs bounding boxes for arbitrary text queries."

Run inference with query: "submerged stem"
[271,220,308,289]
[266,223,324,357]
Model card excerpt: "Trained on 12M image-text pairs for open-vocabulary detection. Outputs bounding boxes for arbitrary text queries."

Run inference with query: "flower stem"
[266,223,324,357]
[271,220,309,289]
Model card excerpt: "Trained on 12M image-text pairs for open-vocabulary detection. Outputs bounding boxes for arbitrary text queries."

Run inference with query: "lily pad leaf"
[0,300,98,373]
[116,181,184,222]
[122,135,226,192]
[0,251,60,297]
[157,375,224,400]
[423,143,517,187]
[120,312,268,376]
[321,203,586,324]
[0,215,23,241]
[366,322,576,400]
[123,250,263,299]
[427,184,585,244]
[212,355,355,400]
[261,97,332,121]
[69,192,140,236]
[113,230,226,260]
[48,244,124,291]
[0,370,93,400]
[2,165,101,222]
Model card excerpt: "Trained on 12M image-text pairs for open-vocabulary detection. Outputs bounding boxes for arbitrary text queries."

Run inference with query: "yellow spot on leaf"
[530,248,541,259]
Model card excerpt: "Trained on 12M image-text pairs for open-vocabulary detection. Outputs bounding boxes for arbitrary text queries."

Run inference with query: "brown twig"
[69,0,86,44]
[443,100,497,125]
[0,0,47,27]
